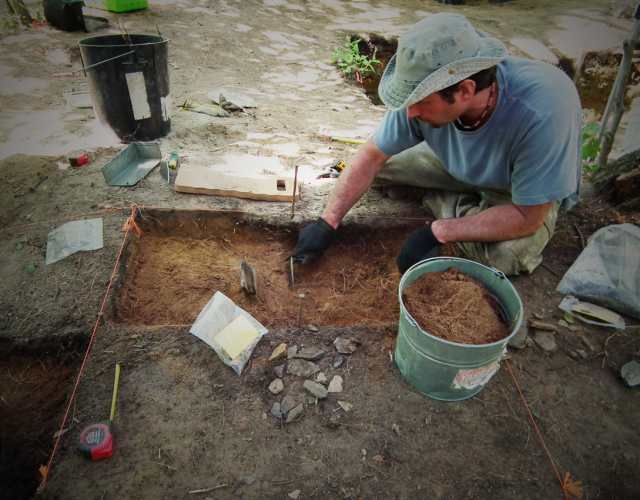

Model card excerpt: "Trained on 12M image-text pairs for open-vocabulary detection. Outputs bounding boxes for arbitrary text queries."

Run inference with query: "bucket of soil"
[396,257,522,401]
[78,34,171,141]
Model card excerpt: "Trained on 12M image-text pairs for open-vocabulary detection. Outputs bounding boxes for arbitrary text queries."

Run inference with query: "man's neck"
[457,82,498,128]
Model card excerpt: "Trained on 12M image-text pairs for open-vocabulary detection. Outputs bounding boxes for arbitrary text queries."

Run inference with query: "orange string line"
[0,207,128,233]
[38,205,139,493]
[1,204,433,235]
[505,360,570,500]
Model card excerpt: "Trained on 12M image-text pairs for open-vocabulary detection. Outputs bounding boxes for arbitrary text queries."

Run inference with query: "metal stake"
[297,293,305,327]
[291,165,299,219]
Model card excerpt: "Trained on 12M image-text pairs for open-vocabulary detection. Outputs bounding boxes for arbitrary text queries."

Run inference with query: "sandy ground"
[1,1,640,499]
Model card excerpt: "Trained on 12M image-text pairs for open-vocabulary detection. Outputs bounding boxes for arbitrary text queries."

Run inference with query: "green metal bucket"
[395,257,523,401]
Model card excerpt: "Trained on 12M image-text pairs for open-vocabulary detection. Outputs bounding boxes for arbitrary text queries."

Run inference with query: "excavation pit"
[113,210,425,329]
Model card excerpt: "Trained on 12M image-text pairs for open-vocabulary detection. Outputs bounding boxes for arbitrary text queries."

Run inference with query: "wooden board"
[175,165,300,202]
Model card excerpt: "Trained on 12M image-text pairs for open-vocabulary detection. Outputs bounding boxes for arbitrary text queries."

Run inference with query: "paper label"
[213,315,259,360]
[161,94,171,121]
[454,361,500,390]
[125,72,151,120]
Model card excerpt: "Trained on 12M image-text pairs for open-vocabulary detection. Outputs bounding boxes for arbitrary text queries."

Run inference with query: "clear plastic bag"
[556,223,640,319]
[46,218,103,265]
[189,291,268,375]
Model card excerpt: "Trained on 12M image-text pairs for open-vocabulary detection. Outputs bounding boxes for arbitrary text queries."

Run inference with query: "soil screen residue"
[401,267,510,345]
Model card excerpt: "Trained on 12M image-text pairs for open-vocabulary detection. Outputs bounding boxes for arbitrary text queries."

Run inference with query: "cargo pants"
[373,143,559,276]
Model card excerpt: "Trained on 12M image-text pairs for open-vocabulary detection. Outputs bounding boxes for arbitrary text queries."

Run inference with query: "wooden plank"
[175,165,300,202]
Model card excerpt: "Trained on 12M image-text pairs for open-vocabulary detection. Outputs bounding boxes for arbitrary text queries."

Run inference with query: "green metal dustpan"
[102,142,161,186]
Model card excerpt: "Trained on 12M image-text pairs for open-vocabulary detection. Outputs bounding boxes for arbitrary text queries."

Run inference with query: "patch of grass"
[330,36,382,77]
[581,108,606,172]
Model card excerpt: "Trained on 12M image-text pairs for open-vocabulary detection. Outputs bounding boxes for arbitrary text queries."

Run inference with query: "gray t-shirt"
[373,56,582,209]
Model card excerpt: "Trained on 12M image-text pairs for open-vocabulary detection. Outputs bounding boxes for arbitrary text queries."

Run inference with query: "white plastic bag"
[46,218,103,265]
[556,224,640,319]
[190,291,268,374]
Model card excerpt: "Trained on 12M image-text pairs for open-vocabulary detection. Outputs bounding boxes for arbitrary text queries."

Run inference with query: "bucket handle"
[490,267,507,280]
[75,50,136,75]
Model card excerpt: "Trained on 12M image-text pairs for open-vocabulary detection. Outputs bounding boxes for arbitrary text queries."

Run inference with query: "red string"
[505,360,570,500]
[38,205,139,493]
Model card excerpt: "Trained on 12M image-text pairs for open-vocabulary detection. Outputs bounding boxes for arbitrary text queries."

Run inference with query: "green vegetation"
[330,36,381,77]
[582,108,605,172]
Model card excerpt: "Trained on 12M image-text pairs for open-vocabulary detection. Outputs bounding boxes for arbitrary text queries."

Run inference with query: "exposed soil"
[1,1,640,500]
[113,210,422,329]
[402,267,510,345]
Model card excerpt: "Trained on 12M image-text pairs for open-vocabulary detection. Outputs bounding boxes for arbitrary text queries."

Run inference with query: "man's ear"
[457,80,476,102]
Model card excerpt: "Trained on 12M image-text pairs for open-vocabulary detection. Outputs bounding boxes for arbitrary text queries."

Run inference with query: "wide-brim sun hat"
[378,12,508,111]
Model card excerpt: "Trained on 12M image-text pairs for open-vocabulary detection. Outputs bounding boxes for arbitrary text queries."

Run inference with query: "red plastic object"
[68,151,88,167]
[77,421,114,460]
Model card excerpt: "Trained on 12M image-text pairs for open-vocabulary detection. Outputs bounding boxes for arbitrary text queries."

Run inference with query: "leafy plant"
[581,108,607,172]
[1,13,20,32]
[330,36,381,77]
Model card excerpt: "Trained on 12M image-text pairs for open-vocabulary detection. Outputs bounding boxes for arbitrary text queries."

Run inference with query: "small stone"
[288,489,301,499]
[303,380,328,399]
[576,349,589,360]
[529,320,557,332]
[307,396,316,405]
[270,402,282,418]
[287,346,298,359]
[568,325,581,332]
[242,476,256,485]
[286,359,320,377]
[621,361,640,387]
[558,319,569,328]
[334,337,357,354]
[274,364,284,378]
[295,347,326,361]
[533,312,543,319]
[333,357,344,368]
[269,343,287,362]
[286,404,304,423]
[543,385,557,397]
[269,378,284,395]
[53,429,68,439]
[568,351,578,359]
[261,412,267,420]
[533,330,556,352]
[338,401,352,412]
[280,395,298,414]
[316,372,327,383]
[392,423,402,436]
[328,375,343,393]
[307,325,319,332]
[580,335,596,353]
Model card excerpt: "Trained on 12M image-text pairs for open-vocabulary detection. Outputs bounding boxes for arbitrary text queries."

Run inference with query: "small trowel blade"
[159,161,170,183]
[290,257,295,287]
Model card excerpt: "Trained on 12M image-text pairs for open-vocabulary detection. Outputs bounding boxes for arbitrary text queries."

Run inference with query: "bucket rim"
[78,35,170,48]
[398,256,523,349]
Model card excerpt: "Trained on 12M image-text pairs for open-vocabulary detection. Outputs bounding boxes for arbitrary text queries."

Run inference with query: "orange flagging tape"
[505,360,582,499]
[1,204,432,235]
[37,205,139,493]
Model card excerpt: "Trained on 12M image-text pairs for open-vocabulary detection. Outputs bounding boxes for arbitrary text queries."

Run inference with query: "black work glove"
[396,222,443,274]
[292,217,337,265]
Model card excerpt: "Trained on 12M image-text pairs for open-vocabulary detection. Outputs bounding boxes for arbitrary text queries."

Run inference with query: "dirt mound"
[402,267,510,345]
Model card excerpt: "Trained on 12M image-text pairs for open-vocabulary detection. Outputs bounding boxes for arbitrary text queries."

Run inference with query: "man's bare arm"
[431,201,554,243]
[321,139,391,229]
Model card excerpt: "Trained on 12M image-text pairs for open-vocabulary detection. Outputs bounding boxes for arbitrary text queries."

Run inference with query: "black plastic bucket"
[78,34,171,141]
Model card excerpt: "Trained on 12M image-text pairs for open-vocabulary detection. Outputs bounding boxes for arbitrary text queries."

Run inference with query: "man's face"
[406,92,464,129]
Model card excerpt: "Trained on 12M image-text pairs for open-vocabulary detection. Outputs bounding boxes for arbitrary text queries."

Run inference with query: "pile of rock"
[266,337,357,423]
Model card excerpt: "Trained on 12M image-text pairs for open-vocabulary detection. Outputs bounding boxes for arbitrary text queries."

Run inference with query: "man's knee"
[458,207,558,276]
